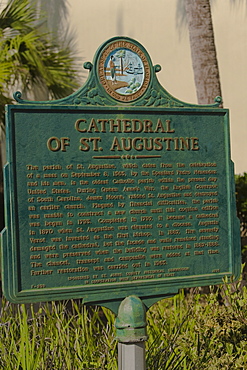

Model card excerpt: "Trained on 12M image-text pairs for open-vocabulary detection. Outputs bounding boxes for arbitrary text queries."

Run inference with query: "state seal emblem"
[98,39,151,102]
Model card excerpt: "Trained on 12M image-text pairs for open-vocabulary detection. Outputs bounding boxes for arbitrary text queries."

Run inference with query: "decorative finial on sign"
[214,96,223,105]
[83,62,93,71]
[154,64,162,73]
[13,91,23,103]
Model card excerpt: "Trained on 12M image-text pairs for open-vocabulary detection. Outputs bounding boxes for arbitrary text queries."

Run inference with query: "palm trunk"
[184,0,222,104]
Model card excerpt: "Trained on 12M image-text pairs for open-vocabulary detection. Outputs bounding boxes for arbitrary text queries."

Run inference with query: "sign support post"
[118,343,146,370]
[115,296,148,370]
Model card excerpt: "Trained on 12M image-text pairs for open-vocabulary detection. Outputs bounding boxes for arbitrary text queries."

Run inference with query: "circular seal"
[98,39,151,103]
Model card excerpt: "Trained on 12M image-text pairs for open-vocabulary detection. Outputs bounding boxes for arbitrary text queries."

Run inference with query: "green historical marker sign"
[1,37,241,311]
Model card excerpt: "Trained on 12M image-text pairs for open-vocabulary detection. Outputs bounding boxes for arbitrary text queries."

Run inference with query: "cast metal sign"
[1,37,241,310]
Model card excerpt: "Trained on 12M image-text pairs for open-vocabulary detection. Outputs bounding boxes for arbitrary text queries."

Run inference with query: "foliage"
[0,0,81,122]
[0,300,117,369]
[1,273,247,368]
[146,278,247,369]
[235,173,247,237]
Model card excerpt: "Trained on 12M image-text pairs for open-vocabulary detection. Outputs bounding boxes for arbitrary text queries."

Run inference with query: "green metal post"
[115,296,148,370]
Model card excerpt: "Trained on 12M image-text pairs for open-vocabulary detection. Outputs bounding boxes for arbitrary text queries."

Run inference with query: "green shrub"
[1,274,247,369]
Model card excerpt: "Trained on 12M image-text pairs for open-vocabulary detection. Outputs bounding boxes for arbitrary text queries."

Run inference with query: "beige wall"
[68,0,247,174]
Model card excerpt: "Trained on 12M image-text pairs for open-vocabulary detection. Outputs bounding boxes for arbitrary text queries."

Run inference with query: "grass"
[0,301,117,369]
[1,274,247,369]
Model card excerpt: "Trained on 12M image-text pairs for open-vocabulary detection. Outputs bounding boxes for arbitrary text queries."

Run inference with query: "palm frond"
[0,0,36,32]
[0,0,81,109]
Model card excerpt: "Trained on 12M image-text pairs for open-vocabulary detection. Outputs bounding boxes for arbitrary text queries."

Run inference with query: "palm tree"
[115,49,126,75]
[177,0,222,105]
[0,0,80,111]
[0,0,81,230]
